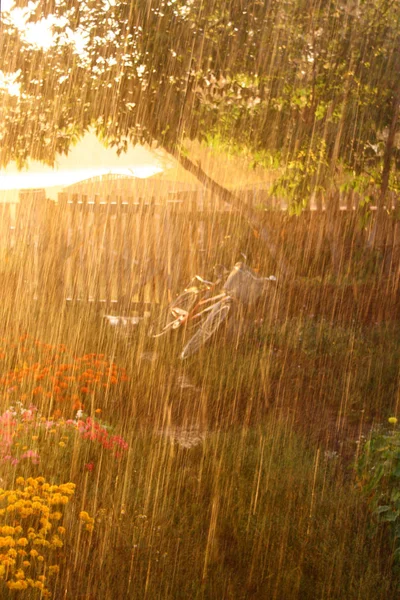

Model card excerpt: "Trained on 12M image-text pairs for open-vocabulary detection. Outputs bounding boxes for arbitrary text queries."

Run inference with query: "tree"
[1,0,399,273]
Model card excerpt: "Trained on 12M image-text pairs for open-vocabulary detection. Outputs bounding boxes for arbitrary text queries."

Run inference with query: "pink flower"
[21,450,40,464]
[85,462,95,472]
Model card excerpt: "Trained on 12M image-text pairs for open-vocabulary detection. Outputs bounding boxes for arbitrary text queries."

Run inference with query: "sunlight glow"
[0,70,21,97]
[4,2,85,53]
[24,16,57,50]
[0,166,165,191]
[1,0,15,12]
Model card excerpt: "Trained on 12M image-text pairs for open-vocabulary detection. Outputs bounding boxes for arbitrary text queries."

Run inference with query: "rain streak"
[0,0,399,598]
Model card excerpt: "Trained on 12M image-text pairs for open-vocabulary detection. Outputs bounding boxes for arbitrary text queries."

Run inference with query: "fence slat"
[2,187,399,315]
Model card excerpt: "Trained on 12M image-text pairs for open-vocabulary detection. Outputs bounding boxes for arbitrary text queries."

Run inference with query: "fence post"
[17,189,48,300]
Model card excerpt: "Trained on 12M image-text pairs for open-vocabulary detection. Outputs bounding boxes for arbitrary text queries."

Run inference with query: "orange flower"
[52,409,62,420]
[73,400,83,410]
[53,386,61,394]
[32,386,43,395]
[80,387,89,394]
[110,376,118,384]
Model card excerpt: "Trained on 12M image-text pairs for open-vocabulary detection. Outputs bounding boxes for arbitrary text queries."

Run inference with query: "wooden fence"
[0,186,399,315]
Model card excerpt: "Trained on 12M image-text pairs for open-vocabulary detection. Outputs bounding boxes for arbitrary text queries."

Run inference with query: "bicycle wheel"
[180,297,232,359]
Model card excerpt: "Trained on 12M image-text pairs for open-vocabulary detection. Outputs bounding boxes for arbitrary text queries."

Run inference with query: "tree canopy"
[1,0,399,202]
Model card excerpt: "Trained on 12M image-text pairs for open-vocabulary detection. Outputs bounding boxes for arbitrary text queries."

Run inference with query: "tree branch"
[171,149,294,278]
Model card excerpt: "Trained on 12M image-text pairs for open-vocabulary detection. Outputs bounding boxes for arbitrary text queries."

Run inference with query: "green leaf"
[375,505,391,514]
[381,510,399,522]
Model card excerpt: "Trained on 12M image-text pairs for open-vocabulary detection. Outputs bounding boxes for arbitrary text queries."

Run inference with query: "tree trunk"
[368,77,400,250]
[172,150,295,279]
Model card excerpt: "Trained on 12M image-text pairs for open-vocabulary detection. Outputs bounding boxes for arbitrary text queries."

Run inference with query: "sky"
[0,131,174,200]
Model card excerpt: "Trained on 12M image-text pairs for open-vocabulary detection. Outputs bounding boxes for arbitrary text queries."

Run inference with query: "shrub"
[357,417,400,572]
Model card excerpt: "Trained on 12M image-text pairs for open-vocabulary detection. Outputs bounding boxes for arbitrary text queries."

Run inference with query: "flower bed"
[0,335,129,418]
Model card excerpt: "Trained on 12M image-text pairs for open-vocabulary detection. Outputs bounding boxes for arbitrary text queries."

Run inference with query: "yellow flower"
[2,557,15,567]
[23,560,30,567]
[32,436,39,441]
[85,524,94,533]
[17,538,28,547]
[7,579,28,590]
[16,477,25,486]
[388,416,398,424]
[49,512,62,521]
[15,568,25,579]
[29,549,38,558]
[57,527,66,535]
[59,441,66,448]
[50,535,63,548]
[48,564,60,575]
[1,526,15,535]
[0,536,15,547]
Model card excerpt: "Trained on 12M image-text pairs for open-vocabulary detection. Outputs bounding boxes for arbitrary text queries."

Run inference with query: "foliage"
[0,0,399,185]
[357,418,400,570]
[271,137,329,212]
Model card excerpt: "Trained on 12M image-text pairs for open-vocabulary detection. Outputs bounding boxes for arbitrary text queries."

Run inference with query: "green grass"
[60,423,395,599]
